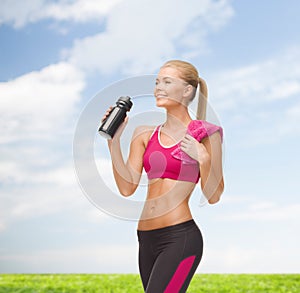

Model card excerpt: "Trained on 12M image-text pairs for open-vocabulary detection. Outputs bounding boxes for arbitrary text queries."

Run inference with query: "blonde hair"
[161,60,208,120]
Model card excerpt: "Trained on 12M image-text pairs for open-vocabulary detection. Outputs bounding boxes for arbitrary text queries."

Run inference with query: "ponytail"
[196,76,208,120]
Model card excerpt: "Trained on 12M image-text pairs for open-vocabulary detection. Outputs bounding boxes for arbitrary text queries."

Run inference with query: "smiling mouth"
[156,94,167,99]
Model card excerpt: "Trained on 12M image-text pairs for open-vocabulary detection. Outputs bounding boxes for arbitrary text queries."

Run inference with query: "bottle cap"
[117,96,133,111]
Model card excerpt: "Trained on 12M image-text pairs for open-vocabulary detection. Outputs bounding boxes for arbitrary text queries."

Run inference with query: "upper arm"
[126,125,152,186]
[202,131,224,187]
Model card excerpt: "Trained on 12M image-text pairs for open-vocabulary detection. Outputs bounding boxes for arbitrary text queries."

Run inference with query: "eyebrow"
[155,76,174,81]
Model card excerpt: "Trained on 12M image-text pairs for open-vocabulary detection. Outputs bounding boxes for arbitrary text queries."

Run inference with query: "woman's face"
[154,66,189,109]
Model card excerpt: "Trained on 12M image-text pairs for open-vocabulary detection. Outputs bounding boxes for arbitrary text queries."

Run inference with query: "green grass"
[0,274,299,292]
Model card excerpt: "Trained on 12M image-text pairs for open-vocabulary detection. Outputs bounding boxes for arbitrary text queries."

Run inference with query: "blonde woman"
[103,60,224,292]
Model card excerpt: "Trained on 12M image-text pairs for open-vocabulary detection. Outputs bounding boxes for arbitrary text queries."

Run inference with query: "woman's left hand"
[180,134,210,165]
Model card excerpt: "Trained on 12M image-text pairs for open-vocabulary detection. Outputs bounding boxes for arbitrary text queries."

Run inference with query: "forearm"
[199,156,224,204]
[108,139,135,196]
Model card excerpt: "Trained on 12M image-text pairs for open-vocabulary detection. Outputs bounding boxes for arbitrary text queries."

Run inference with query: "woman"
[103,60,224,292]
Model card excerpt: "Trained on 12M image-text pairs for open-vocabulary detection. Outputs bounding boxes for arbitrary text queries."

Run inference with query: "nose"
[155,82,164,92]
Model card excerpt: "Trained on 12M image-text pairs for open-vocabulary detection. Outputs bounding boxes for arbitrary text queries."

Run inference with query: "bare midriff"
[137,178,196,231]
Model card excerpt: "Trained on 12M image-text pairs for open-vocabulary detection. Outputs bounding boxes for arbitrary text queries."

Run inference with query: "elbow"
[118,184,136,197]
[115,176,138,197]
[208,195,220,205]
[207,183,224,205]
[120,190,134,197]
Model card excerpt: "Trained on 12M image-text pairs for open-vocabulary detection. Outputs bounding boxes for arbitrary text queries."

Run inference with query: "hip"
[137,219,202,244]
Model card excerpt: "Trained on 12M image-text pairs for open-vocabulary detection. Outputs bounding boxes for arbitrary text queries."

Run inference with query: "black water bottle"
[98,96,133,139]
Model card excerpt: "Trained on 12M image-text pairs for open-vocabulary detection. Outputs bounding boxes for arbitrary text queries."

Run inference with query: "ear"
[183,84,194,98]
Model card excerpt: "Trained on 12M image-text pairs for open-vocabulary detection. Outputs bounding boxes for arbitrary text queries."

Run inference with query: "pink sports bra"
[143,125,200,183]
[143,120,223,184]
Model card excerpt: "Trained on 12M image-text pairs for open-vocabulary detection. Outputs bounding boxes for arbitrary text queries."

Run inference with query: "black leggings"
[137,220,203,293]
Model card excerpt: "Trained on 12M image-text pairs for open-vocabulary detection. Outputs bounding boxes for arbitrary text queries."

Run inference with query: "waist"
[139,182,194,228]
[137,219,198,238]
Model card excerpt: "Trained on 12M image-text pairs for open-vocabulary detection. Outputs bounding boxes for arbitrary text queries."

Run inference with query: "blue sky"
[0,0,300,274]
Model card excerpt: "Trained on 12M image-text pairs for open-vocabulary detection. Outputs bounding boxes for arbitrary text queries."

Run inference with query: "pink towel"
[171,120,223,164]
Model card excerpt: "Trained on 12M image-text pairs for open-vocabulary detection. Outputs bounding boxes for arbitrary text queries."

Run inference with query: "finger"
[185,133,197,141]
[181,136,190,144]
[180,145,186,152]
[101,114,110,122]
[180,142,189,151]
[105,109,112,116]
[180,140,188,148]
[101,106,113,122]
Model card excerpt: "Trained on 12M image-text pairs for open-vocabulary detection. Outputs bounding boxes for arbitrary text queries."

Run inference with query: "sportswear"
[143,120,223,183]
[137,219,203,293]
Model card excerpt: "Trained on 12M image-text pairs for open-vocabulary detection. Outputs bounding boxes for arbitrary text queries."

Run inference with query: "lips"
[156,94,167,99]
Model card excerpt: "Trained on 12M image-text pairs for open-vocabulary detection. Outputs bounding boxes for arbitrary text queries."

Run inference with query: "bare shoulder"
[201,131,222,156]
[202,131,222,145]
[132,125,156,149]
[132,125,156,141]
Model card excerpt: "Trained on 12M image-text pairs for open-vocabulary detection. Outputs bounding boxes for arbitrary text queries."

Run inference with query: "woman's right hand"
[101,106,113,123]
[101,106,128,143]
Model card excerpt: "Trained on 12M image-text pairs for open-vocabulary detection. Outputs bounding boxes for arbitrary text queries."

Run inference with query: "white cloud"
[0,62,84,143]
[0,221,6,232]
[85,207,111,224]
[217,200,300,222]
[0,61,87,228]
[279,101,300,136]
[202,245,300,273]
[0,164,83,224]
[2,232,300,273]
[0,159,73,186]
[211,47,300,111]
[0,0,123,28]
[0,161,114,235]
[210,46,300,147]
[95,157,119,193]
[67,0,234,75]
[219,194,253,204]
[0,159,110,232]
[43,0,123,23]
[0,244,138,273]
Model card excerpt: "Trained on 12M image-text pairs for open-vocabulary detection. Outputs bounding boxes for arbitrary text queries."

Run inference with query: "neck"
[163,107,192,130]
